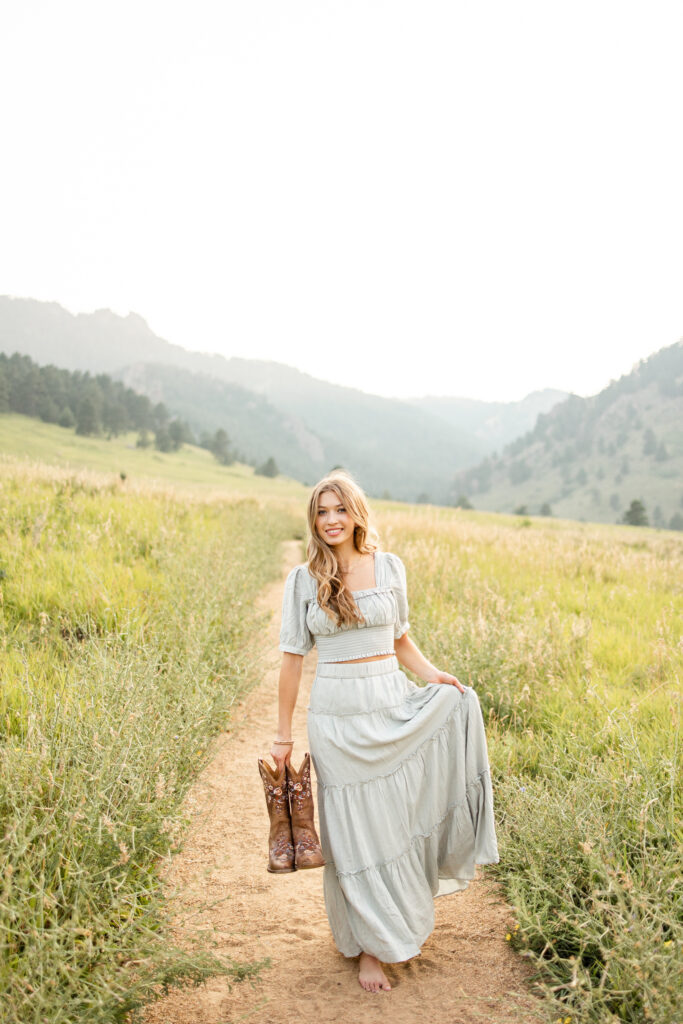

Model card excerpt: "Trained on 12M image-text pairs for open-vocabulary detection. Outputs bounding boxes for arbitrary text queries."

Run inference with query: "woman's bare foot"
[358,952,392,992]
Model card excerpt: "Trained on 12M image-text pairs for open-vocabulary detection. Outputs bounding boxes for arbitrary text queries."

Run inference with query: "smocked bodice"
[279,551,410,663]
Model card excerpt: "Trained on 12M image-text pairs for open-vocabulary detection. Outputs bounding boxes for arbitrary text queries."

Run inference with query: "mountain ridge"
[451,340,683,527]
[7,295,677,519]
[0,296,493,499]
[407,388,569,452]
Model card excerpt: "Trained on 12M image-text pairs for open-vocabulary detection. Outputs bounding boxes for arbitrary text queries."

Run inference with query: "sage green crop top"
[279,550,410,663]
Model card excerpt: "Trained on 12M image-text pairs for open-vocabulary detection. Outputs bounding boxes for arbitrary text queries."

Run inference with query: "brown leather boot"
[258,758,295,873]
[286,752,325,870]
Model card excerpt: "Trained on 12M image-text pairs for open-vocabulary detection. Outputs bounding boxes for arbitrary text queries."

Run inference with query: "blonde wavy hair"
[306,471,379,627]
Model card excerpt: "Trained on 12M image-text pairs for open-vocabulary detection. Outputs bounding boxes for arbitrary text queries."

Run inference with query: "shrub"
[255,456,279,478]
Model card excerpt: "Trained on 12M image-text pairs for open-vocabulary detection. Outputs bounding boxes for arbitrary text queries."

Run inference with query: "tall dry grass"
[0,466,299,1023]
[377,507,682,1024]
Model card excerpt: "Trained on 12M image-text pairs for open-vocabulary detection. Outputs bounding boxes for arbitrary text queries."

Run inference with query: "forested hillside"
[118,360,487,501]
[0,351,175,436]
[118,362,332,484]
[452,341,683,528]
[0,352,233,460]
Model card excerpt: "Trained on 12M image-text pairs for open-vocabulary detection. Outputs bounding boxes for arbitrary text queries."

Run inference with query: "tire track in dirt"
[142,540,546,1024]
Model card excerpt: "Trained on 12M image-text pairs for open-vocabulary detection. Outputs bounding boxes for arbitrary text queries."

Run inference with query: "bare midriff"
[336,653,395,664]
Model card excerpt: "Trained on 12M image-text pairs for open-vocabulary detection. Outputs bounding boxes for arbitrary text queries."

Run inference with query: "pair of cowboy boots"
[258,752,325,873]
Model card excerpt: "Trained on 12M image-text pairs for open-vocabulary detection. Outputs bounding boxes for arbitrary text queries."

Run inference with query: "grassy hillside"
[0,413,308,500]
[119,361,327,481]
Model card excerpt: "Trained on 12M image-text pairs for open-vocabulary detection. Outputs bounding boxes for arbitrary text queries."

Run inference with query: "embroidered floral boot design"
[258,758,296,873]
[286,753,326,870]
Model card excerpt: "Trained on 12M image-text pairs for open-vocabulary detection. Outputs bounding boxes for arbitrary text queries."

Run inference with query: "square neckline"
[350,551,379,595]
[303,551,393,599]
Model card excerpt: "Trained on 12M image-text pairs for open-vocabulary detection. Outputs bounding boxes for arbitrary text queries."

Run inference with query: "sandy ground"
[142,540,547,1024]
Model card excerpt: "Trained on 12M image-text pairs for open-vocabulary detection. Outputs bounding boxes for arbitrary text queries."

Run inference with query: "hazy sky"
[2,2,682,401]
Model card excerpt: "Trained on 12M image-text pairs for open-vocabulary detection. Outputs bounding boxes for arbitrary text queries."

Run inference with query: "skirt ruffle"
[306,655,499,963]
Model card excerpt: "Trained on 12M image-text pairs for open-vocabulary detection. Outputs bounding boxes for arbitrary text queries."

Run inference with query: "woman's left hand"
[431,670,466,693]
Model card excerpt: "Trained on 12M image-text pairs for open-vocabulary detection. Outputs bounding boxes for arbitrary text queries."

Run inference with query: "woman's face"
[315,490,356,547]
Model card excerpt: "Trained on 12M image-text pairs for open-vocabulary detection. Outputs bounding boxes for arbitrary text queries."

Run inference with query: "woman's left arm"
[394,632,465,693]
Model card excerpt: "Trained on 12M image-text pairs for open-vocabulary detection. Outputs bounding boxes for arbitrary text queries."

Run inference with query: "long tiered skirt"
[306,655,499,964]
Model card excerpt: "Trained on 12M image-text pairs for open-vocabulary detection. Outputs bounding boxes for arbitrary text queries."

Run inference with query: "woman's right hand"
[270,740,293,773]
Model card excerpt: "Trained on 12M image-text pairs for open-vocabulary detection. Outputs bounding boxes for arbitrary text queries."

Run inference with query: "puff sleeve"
[386,552,410,638]
[279,565,315,655]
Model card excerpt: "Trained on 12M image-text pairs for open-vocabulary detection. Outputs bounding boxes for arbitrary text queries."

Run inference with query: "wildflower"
[505,933,511,941]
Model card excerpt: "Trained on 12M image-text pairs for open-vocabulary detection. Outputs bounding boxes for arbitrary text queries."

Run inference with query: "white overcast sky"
[1,1,682,401]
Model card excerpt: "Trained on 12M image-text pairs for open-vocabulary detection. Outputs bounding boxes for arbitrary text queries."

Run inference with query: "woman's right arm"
[273,563,314,769]
[270,652,304,770]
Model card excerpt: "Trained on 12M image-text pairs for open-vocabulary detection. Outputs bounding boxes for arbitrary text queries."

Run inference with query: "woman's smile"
[316,492,354,545]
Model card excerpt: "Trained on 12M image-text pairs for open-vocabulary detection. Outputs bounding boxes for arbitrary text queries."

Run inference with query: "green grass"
[0,459,301,1023]
[3,417,681,1023]
[0,413,308,499]
[375,506,682,1024]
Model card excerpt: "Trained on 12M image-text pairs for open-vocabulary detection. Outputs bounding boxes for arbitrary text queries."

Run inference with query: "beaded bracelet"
[273,739,294,746]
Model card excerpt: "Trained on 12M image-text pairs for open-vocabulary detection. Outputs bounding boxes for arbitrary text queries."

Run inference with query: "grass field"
[377,506,682,1024]
[0,413,308,499]
[2,415,681,1024]
[0,454,301,1023]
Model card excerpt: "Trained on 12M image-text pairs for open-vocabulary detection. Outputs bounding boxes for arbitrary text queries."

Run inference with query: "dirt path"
[143,541,545,1024]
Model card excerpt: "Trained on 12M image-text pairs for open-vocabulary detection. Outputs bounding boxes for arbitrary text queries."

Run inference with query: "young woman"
[271,471,499,993]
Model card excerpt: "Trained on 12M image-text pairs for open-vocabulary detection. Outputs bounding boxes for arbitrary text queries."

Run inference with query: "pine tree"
[75,396,101,436]
[210,428,233,465]
[256,456,279,478]
[623,499,648,527]
[154,426,173,452]
[58,406,76,428]
[168,420,185,451]
[0,370,9,412]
